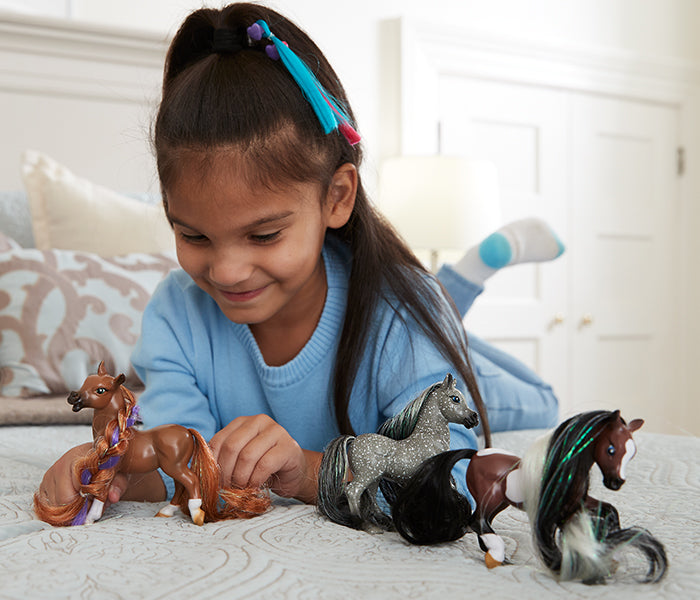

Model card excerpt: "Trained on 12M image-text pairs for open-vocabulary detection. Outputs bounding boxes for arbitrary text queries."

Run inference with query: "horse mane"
[33,377,137,526]
[532,410,617,572]
[377,382,440,440]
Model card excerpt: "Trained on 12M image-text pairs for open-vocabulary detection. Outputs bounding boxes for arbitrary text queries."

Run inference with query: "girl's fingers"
[227,425,289,488]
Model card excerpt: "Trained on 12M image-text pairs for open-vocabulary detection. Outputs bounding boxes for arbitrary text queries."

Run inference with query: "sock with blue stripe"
[454,218,565,285]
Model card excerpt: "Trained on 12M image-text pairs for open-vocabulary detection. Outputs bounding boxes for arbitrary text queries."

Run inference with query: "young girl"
[39,3,559,510]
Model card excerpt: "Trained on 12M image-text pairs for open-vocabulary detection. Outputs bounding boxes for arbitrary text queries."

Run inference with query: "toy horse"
[34,362,270,526]
[391,410,667,584]
[317,373,479,531]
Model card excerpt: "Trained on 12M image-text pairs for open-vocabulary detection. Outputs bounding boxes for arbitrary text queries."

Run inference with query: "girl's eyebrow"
[168,211,294,232]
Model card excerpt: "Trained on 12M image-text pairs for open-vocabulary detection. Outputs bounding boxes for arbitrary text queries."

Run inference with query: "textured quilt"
[0,426,698,599]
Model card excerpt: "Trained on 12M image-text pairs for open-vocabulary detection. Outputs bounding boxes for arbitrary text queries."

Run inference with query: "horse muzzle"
[463,411,479,430]
[603,475,625,490]
[67,391,84,412]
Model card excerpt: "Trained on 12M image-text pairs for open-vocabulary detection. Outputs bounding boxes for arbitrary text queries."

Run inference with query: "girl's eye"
[251,231,281,243]
[178,231,208,244]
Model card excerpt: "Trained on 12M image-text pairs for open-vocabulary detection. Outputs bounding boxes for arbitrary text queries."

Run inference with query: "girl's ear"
[325,163,357,229]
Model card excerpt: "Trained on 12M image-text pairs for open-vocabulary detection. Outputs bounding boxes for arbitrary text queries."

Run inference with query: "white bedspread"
[1,426,698,599]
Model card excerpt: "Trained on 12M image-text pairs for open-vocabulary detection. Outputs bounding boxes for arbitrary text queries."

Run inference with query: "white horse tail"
[558,510,610,581]
[317,435,359,528]
[519,431,552,524]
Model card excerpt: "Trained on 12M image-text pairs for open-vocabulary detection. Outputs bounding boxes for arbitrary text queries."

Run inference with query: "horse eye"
[451,395,461,404]
[96,387,107,394]
[607,445,615,456]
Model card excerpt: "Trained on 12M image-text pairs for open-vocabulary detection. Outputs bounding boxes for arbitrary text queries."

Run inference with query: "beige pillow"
[0,231,177,397]
[22,150,174,256]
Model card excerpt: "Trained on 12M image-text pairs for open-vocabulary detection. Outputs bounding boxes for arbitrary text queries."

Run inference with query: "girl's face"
[164,151,355,335]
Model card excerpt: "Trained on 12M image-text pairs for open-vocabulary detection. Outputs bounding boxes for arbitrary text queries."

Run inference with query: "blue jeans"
[438,264,559,434]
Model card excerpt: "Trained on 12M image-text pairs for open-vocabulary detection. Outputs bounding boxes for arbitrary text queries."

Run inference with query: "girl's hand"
[209,414,321,503]
[38,443,165,508]
[38,442,93,507]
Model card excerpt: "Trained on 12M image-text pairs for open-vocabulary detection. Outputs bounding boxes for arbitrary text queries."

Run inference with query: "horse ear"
[113,373,126,389]
[97,361,106,375]
[627,418,644,433]
[443,373,453,388]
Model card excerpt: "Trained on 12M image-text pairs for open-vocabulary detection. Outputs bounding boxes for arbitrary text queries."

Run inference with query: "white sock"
[454,218,565,285]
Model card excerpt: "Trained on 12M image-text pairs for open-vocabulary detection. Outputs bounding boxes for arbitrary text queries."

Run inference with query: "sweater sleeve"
[131,273,218,439]
[131,274,220,498]
[371,300,480,500]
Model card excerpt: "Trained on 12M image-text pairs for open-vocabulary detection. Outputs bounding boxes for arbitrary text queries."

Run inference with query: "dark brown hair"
[154,3,491,444]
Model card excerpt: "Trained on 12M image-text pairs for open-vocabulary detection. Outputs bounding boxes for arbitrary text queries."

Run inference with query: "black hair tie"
[212,28,244,54]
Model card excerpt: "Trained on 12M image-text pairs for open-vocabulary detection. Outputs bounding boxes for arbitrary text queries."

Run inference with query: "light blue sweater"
[132,236,478,448]
[132,236,558,497]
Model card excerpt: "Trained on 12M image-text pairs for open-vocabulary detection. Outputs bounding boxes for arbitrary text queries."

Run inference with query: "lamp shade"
[379,156,502,251]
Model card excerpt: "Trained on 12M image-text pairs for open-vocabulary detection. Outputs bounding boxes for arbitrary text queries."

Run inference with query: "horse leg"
[171,469,204,526]
[345,479,366,518]
[158,433,206,526]
[360,481,393,533]
[155,482,186,518]
[584,495,620,538]
[84,498,105,524]
[471,516,506,568]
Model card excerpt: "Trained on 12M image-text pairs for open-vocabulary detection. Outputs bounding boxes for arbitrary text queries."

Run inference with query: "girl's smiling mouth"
[219,286,268,303]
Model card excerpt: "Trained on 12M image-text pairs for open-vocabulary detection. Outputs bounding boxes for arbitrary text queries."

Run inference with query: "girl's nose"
[207,246,254,287]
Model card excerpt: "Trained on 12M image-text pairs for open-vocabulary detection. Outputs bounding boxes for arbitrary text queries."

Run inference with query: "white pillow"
[21,150,175,256]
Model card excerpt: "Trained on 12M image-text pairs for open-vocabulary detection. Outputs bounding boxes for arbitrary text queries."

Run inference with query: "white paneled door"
[438,78,680,431]
[439,77,570,411]
[570,95,680,429]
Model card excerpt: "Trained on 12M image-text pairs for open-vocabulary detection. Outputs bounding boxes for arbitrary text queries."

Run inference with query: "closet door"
[570,95,680,429]
[439,77,569,401]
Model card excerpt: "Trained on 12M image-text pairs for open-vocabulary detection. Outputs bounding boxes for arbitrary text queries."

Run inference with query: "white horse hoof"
[361,523,385,535]
[188,499,205,526]
[155,503,178,518]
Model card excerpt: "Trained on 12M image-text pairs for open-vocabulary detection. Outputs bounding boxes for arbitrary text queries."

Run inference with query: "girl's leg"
[469,334,559,432]
[456,217,565,285]
[438,218,564,431]
[438,218,564,317]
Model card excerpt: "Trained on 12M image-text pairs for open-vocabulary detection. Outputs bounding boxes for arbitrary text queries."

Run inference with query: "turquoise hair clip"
[247,20,361,146]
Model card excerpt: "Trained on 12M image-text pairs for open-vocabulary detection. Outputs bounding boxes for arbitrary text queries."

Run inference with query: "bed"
[1,425,698,599]
[1,11,699,600]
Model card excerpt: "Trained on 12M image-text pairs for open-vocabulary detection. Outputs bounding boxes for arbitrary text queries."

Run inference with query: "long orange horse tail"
[33,492,86,527]
[183,429,270,522]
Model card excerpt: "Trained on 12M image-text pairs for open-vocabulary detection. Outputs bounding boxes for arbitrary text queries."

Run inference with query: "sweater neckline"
[234,242,348,388]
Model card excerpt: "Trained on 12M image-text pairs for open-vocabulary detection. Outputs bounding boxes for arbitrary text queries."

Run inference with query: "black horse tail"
[553,510,668,584]
[391,448,477,545]
[317,435,360,528]
[603,527,667,583]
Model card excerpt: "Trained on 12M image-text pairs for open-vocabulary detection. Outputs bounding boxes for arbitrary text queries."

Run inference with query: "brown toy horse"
[391,410,667,584]
[34,362,269,526]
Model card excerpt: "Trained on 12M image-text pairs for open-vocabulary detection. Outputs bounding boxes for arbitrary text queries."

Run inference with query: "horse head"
[436,373,479,430]
[67,361,127,413]
[594,410,644,490]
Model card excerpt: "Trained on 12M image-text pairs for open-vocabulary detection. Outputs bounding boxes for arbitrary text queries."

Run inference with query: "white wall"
[4,0,700,431]
[6,0,700,188]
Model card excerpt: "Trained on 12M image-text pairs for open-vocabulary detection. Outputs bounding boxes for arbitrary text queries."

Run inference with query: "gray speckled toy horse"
[317,373,479,531]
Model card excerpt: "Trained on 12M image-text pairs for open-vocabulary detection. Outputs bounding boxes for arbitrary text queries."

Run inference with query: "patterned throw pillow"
[0,232,177,397]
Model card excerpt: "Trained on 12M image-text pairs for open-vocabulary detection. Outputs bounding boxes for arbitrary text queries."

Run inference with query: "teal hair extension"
[247,20,360,145]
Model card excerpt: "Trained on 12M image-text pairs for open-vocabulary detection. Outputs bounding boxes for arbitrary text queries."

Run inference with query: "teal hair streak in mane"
[377,383,440,440]
[534,411,616,565]
[539,416,605,518]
